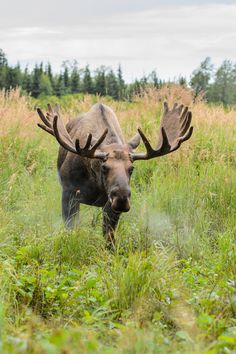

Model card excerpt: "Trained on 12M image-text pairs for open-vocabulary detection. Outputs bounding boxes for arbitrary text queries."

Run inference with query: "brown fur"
[56,103,139,246]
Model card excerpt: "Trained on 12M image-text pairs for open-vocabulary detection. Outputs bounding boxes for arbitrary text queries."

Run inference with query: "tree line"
[1,48,236,104]
[0,49,163,100]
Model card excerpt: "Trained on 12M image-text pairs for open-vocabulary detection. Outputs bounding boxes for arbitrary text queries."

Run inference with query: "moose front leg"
[62,189,80,229]
[103,202,121,248]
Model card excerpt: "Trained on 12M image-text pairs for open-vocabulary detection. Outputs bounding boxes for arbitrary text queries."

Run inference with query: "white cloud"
[1,3,236,81]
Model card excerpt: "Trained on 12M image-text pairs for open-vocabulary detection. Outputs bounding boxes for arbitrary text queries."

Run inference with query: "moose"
[36,102,193,246]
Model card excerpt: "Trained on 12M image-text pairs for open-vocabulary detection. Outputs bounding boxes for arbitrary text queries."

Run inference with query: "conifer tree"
[54,74,66,96]
[0,49,8,89]
[70,62,80,93]
[45,63,53,83]
[39,73,53,96]
[106,69,119,99]
[6,64,22,89]
[117,64,125,99]
[149,70,160,88]
[31,65,41,97]
[63,65,70,93]
[83,65,93,94]
[94,67,106,96]
[22,67,32,93]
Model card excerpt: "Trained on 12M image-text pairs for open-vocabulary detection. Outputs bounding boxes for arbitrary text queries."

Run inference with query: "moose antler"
[37,104,108,160]
[131,102,193,161]
[36,103,57,136]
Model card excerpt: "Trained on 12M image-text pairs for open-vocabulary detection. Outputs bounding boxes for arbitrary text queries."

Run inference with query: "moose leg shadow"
[103,202,121,249]
[62,190,80,229]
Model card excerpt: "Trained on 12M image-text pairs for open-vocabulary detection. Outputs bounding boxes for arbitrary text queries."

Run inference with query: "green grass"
[0,92,236,353]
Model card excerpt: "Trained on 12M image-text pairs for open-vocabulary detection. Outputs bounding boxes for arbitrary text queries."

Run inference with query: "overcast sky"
[0,0,236,81]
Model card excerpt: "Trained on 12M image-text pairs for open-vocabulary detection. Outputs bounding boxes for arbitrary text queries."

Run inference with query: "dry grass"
[1,85,235,139]
[0,89,35,137]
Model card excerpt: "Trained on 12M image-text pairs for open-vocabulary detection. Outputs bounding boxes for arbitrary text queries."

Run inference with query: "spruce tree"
[5,64,22,89]
[149,70,160,88]
[94,67,106,96]
[31,65,41,97]
[39,73,53,96]
[70,62,80,93]
[83,65,93,94]
[46,63,53,83]
[22,67,32,94]
[178,76,187,86]
[0,49,7,66]
[63,65,70,93]
[0,49,8,89]
[106,69,119,99]
[54,74,65,96]
[117,64,125,100]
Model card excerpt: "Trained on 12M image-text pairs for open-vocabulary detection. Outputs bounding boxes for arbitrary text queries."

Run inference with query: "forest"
[1,49,236,104]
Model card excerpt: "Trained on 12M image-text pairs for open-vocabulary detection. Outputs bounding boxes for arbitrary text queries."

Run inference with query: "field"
[0,87,235,353]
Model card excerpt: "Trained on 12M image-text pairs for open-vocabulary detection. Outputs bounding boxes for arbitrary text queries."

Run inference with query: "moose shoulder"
[37,102,193,246]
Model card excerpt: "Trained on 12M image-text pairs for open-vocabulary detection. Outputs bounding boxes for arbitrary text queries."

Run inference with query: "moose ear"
[128,133,141,150]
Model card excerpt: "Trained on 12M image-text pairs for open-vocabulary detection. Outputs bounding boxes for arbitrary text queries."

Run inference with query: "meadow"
[0,86,235,353]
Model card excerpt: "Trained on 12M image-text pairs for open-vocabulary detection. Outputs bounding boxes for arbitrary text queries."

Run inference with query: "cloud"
[1,0,235,28]
[1,2,236,81]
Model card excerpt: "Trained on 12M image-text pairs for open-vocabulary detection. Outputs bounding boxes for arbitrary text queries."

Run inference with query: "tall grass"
[0,86,235,353]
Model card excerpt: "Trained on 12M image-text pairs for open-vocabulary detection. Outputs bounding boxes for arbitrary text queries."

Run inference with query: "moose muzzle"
[109,187,131,213]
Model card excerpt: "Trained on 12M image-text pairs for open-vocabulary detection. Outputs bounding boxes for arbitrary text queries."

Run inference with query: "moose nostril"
[110,188,118,199]
[110,188,131,201]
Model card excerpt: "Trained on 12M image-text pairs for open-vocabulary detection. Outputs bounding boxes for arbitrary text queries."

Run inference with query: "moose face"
[100,144,134,213]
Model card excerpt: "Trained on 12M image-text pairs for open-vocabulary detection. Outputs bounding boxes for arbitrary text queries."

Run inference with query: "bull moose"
[36,102,193,246]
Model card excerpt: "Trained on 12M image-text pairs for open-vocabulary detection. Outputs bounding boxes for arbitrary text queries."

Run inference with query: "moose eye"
[101,165,110,174]
[128,166,134,175]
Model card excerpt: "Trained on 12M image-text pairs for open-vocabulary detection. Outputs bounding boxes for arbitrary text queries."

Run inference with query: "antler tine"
[91,128,108,151]
[137,128,154,153]
[91,129,109,159]
[37,103,60,136]
[177,104,184,114]
[180,106,188,121]
[170,126,194,153]
[163,101,169,114]
[74,129,108,159]
[83,134,93,150]
[179,125,193,143]
[75,134,92,154]
[47,103,53,115]
[54,103,60,115]
[180,111,192,136]
[37,107,52,128]
[37,123,54,136]
[158,127,171,152]
[53,115,77,154]
[131,102,193,161]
